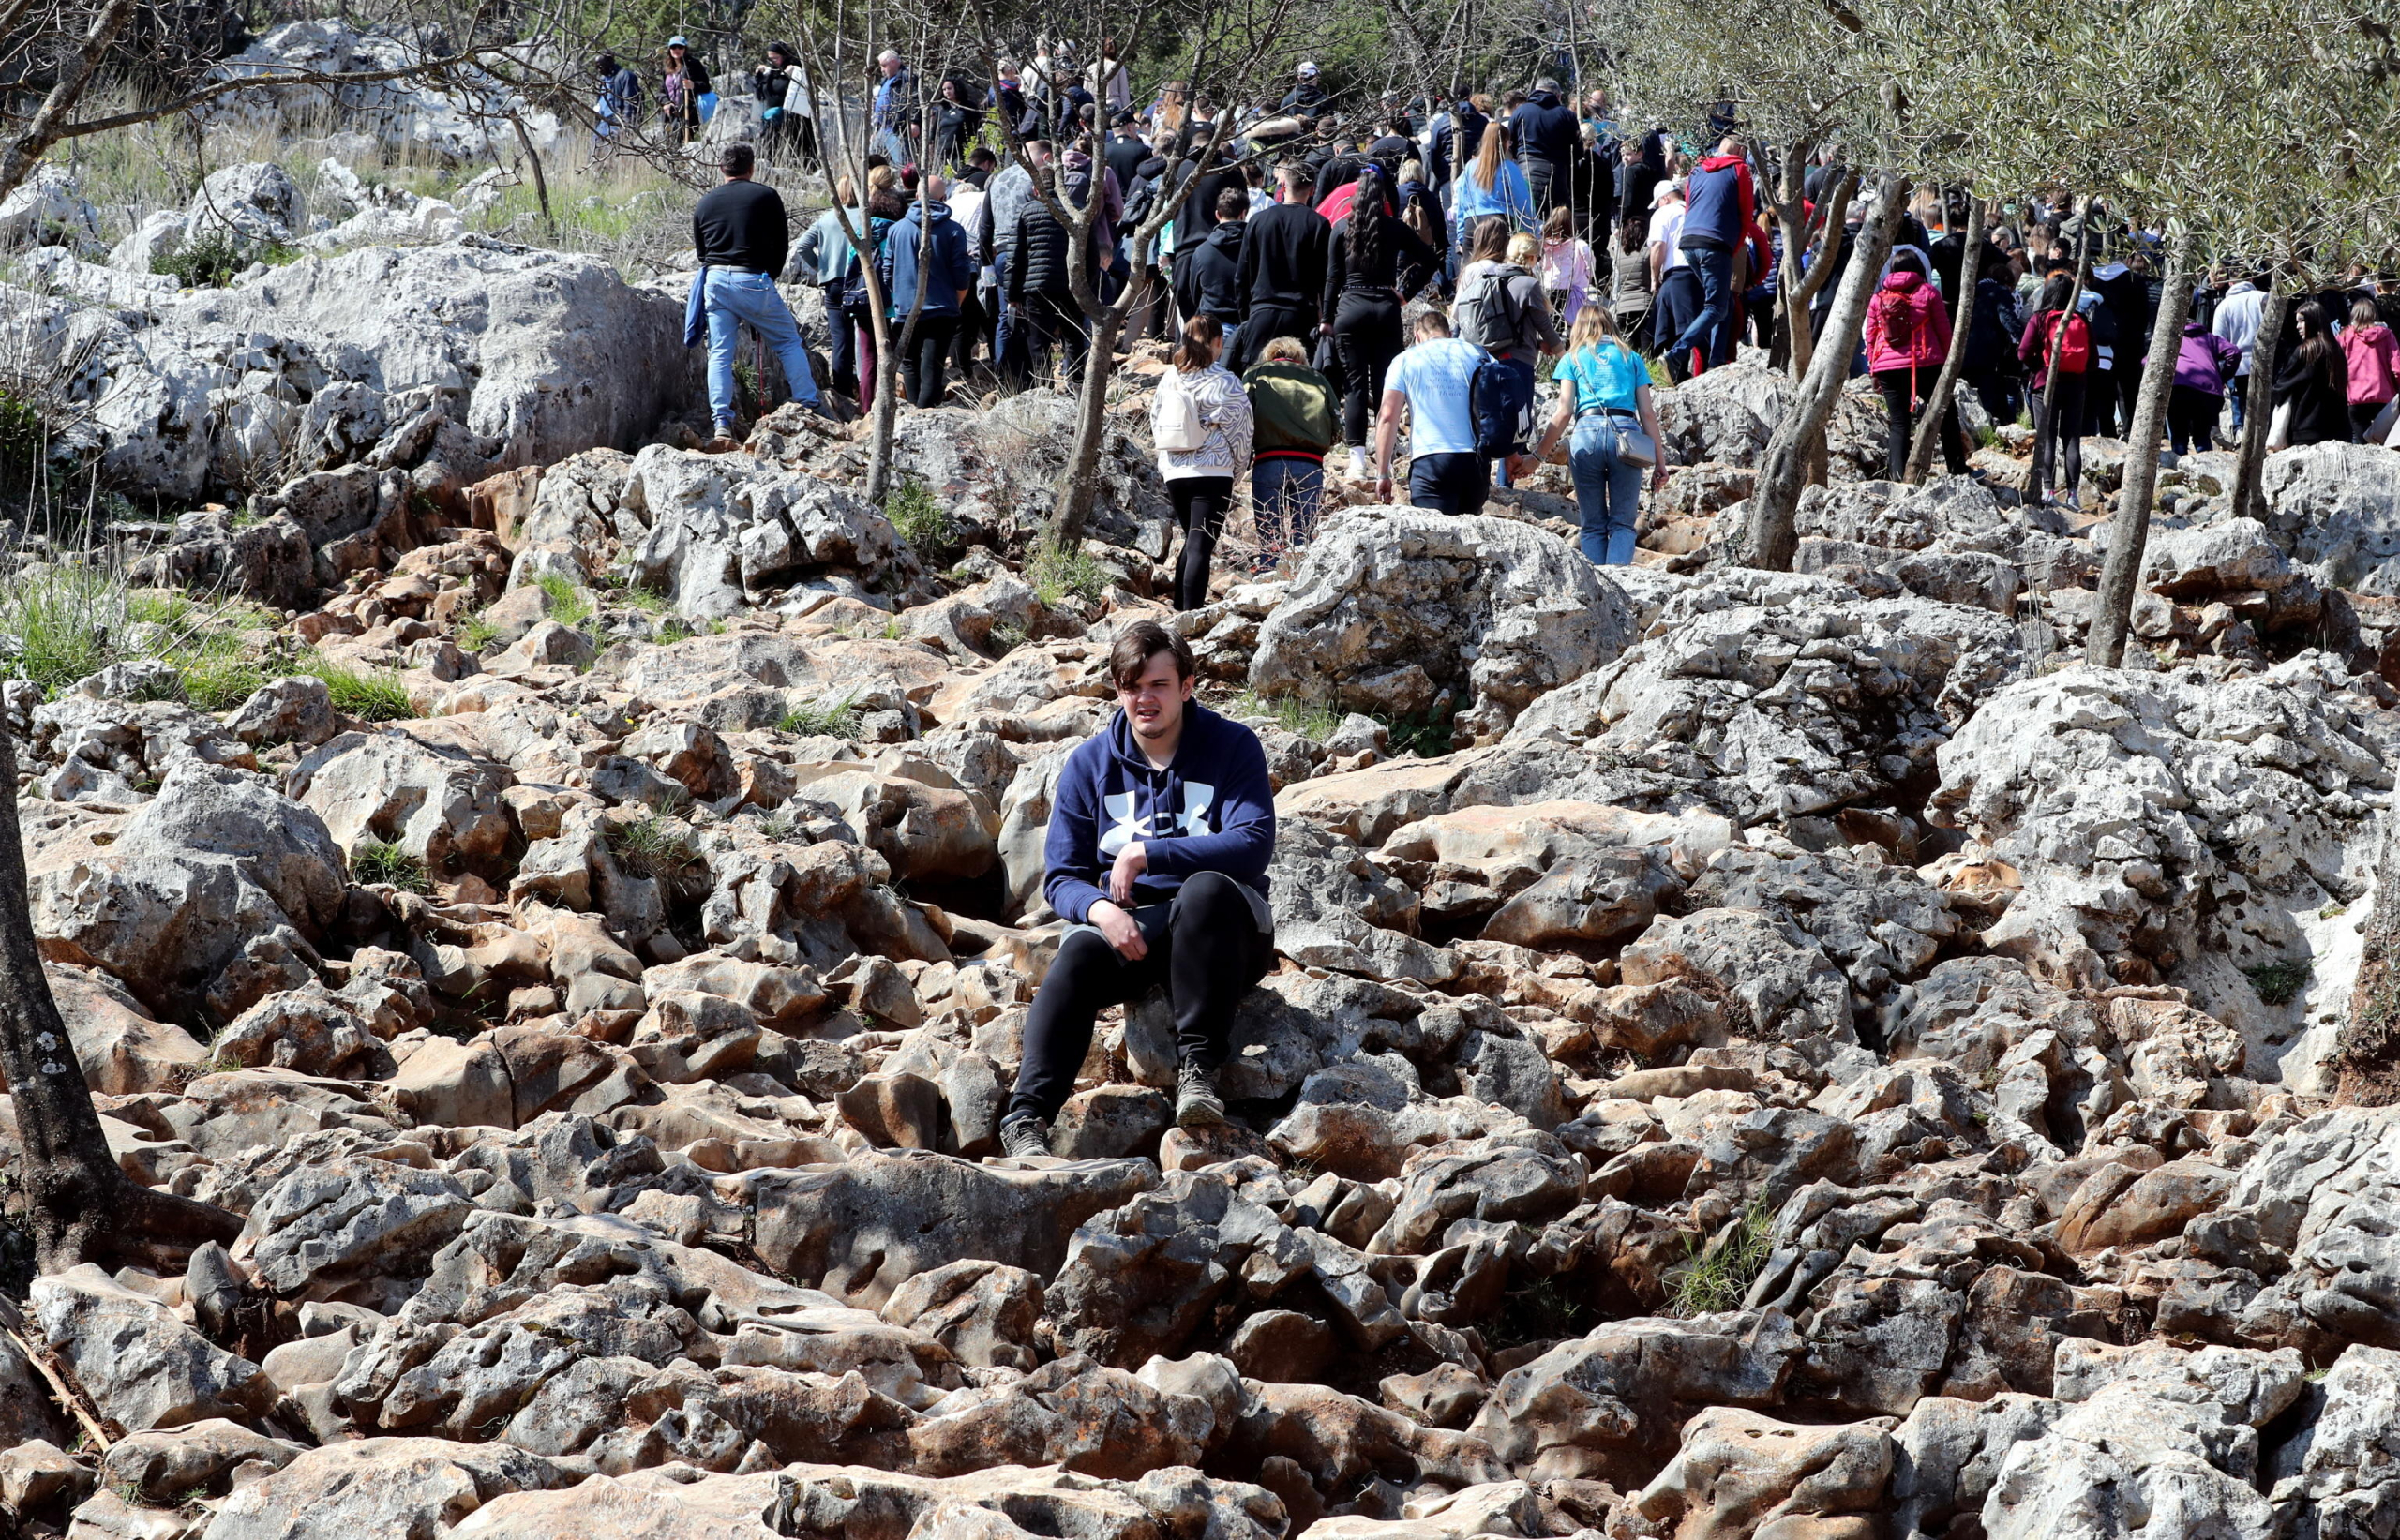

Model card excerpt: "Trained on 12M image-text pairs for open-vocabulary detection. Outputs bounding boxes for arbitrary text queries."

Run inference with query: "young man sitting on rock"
[998,620,1277,1157]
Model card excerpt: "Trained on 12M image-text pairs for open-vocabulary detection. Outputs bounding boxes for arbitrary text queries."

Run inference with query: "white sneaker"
[1347,449,1369,482]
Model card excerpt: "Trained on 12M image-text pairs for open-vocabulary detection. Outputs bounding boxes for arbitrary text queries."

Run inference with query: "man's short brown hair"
[1108,620,1194,689]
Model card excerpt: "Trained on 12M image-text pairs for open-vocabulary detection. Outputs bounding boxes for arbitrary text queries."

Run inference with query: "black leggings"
[1004,872,1273,1125]
[2032,370,2086,502]
[1333,291,1404,446]
[901,313,959,407]
[1873,365,1966,480]
[1169,474,1235,612]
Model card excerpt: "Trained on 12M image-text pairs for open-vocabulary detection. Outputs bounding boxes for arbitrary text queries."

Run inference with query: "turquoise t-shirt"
[1558,341,1647,414]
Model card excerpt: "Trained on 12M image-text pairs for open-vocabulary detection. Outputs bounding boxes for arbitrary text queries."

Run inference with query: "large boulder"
[31,1265,267,1431]
[285,730,513,874]
[1928,659,2395,1079]
[57,240,695,501]
[623,447,898,619]
[1251,507,1635,740]
[27,761,347,1023]
[2259,440,2400,594]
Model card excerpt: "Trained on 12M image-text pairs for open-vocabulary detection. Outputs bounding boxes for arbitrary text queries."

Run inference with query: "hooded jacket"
[2342,321,2400,405]
[1043,700,1275,924]
[2174,321,2240,396]
[1679,152,1755,250]
[1176,219,1248,324]
[886,201,973,318]
[1510,91,1579,165]
[1863,269,1952,374]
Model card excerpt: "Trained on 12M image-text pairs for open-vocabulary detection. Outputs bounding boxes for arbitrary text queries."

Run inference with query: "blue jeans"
[1668,242,1734,370]
[1569,415,1643,565]
[992,251,1027,389]
[1252,456,1324,551]
[705,268,818,431]
[2230,372,2247,430]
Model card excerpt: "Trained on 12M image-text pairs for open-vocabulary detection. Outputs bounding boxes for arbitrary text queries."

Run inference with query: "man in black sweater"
[1231,164,1329,372]
[692,142,822,451]
[1175,188,1250,358]
[1510,79,1579,214]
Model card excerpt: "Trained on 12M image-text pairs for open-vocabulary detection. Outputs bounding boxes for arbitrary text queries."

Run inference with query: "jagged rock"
[201,1437,587,1540]
[1250,506,1635,740]
[1626,1406,1893,1538]
[27,761,346,1023]
[31,1265,268,1431]
[1929,660,2394,1075]
[879,1261,1044,1371]
[908,1354,1208,1477]
[99,1419,303,1503]
[2260,440,2400,594]
[748,1150,1156,1308]
[234,1155,475,1297]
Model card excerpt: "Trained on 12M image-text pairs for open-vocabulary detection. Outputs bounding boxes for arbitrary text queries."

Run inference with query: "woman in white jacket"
[1151,313,1254,611]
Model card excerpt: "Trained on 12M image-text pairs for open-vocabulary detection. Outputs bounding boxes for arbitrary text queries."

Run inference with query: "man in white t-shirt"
[1374,311,1492,514]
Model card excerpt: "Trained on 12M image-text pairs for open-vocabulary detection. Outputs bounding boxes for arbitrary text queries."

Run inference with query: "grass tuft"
[1229,689,1341,741]
[153,229,299,289]
[885,477,957,551]
[608,811,698,877]
[2244,959,2312,1007]
[778,692,862,739]
[534,573,592,629]
[1377,704,1457,758]
[456,612,501,653]
[1028,543,1109,606]
[295,653,414,721]
[349,838,431,893]
[1671,1200,1777,1317]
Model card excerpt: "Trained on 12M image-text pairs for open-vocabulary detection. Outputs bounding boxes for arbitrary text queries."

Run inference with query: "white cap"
[1651,179,1682,208]
[1297,60,1319,75]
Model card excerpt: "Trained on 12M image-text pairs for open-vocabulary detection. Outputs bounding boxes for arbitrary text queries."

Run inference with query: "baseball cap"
[1651,179,1681,207]
[1297,61,1319,76]
[668,34,688,45]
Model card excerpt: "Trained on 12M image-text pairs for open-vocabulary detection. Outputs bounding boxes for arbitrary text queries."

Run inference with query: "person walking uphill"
[1151,315,1253,612]
[1864,250,1967,481]
[1665,136,1755,376]
[998,620,1277,1156]
[692,142,821,452]
[886,173,975,407]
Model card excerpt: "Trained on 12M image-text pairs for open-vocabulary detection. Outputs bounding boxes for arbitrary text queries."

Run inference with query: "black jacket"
[1104,133,1149,195]
[1321,212,1440,314]
[1428,105,1485,191]
[1009,202,1084,297]
[1176,219,1248,323]
[2092,267,2153,362]
[1313,153,1370,206]
[1510,92,1578,164]
[1173,162,1247,257]
[1237,202,1331,312]
[2273,349,2350,446]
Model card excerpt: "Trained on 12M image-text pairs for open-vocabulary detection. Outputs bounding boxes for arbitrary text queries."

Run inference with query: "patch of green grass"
[294,653,414,721]
[1229,689,1341,741]
[456,612,502,652]
[1671,1200,1777,1317]
[2244,959,2313,1008]
[615,579,672,615]
[1645,353,1674,391]
[1974,423,2003,451]
[152,230,298,289]
[885,476,957,551]
[349,838,431,893]
[534,573,592,629]
[1028,543,1109,606]
[608,812,698,877]
[778,692,862,739]
[986,620,1028,656]
[177,640,266,711]
[1377,704,1458,758]
[0,566,269,702]
[0,386,45,471]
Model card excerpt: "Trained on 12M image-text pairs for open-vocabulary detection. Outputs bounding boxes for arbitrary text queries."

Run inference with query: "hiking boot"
[1175,1062,1225,1128]
[702,432,741,454]
[998,1114,1051,1159]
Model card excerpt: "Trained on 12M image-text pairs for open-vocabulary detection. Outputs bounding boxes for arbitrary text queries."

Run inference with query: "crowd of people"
[682,42,2400,600]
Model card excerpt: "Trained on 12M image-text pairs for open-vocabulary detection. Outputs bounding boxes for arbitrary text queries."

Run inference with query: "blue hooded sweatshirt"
[1042,700,1274,924]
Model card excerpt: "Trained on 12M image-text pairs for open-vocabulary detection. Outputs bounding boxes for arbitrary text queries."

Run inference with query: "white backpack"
[1154,367,1208,453]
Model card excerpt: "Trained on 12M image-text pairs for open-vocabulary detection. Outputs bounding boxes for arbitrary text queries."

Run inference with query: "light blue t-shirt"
[1385,337,1488,456]
[1558,341,1647,414]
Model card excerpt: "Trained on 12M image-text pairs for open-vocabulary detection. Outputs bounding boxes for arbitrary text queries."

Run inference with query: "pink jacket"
[2344,322,2400,405]
[1863,270,1952,375]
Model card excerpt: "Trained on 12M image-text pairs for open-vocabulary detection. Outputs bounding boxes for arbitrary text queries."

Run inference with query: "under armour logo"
[1098,784,1217,854]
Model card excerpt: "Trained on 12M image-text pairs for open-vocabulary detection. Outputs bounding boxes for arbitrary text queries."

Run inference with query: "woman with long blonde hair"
[1532,305,1668,565]
[1454,120,1535,242]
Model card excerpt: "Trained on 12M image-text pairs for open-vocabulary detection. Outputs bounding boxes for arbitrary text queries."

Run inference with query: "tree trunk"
[2339,813,2400,1102]
[1745,173,1909,571]
[2228,287,2289,523]
[2087,239,2195,668]
[1052,307,1128,552]
[1902,199,1985,485]
[0,729,239,1272]
[0,0,142,206]
[510,114,554,241]
[865,307,902,502]
[1780,168,1854,383]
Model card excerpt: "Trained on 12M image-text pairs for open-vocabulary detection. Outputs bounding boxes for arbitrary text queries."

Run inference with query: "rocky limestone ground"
[10,212,2400,1540]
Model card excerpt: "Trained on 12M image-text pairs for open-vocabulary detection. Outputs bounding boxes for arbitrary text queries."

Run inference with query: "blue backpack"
[1469,351,1533,459]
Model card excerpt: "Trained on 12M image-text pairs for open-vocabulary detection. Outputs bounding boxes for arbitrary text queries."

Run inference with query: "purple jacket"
[2174,322,2239,396]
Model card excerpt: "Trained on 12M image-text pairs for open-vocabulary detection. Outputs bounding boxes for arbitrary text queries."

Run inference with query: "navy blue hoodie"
[1043,701,1274,923]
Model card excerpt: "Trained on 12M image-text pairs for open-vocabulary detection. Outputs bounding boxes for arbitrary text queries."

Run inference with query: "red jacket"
[1864,269,1951,374]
